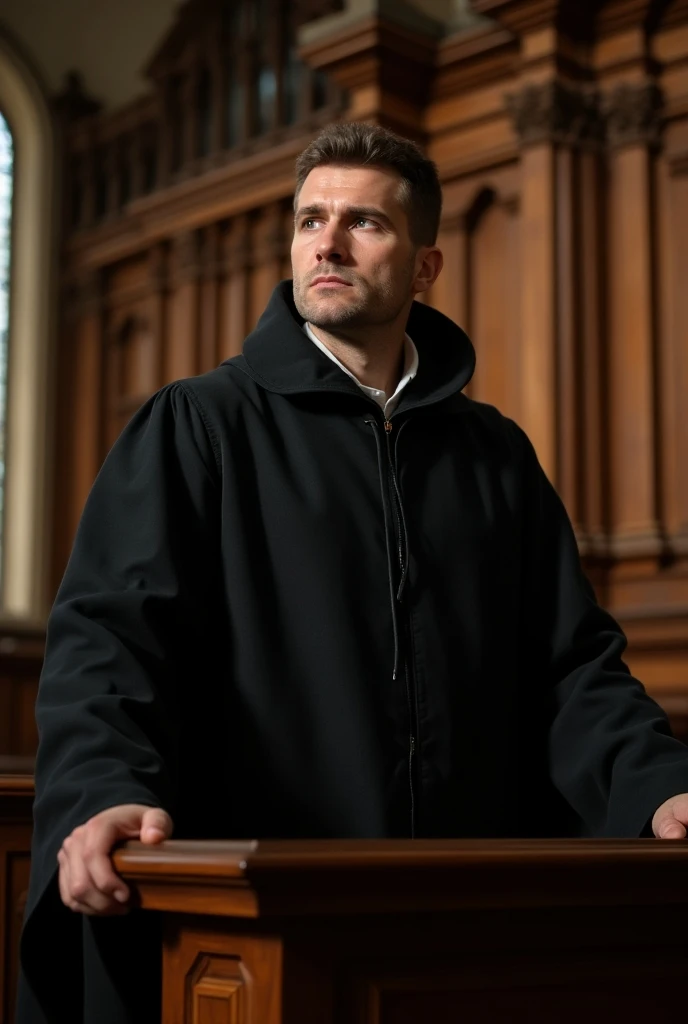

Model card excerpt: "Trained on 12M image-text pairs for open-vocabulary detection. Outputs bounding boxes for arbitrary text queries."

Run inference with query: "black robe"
[18,281,688,1022]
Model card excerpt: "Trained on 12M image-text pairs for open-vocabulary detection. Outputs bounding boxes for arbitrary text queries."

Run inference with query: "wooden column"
[506,81,602,519]
[199,226,221,374]
[167,232,202,382]
[147,243,168,392]
[219,216,251,361]
[578,142,608,555]
[64,272,106,542]
[298,12,439,143]
[249,202,288,329]
[604,82,664,559]
[659,142,688,557]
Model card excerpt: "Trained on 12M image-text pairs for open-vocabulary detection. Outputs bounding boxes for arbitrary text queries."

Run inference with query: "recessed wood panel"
[163,918,282,1024]
[468,195,521,422]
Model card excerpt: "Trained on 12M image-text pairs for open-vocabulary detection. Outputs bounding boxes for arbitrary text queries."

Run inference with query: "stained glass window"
[0,112,12,581]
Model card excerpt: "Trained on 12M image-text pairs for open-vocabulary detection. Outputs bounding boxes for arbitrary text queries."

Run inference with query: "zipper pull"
[384,420,393,434]
[410,735,416,756]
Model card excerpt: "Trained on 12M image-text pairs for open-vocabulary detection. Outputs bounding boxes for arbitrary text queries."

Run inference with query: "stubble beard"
[293,264,415,332]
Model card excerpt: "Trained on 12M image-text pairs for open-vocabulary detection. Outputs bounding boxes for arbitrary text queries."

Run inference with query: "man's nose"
[315,224,349,263]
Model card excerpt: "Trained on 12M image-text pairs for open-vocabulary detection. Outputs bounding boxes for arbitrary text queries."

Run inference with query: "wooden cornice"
[298,14,437,99]
[473,0,688,40]
[471,0,600,40]
[435,23,518,98]
[595,0,659,36]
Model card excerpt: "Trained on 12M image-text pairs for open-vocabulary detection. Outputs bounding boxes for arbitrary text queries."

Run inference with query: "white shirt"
[304,322,419,419]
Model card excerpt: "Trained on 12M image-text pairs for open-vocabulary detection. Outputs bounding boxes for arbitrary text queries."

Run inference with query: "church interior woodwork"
[2,0,688,1018]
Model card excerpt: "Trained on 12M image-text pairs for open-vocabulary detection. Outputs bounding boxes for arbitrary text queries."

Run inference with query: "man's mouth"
[310,276,352,288]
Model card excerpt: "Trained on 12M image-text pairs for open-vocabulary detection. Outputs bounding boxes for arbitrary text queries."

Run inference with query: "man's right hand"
[57,804,173,915]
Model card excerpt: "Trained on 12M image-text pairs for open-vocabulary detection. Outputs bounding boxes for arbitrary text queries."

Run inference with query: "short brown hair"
[294,122,442,247]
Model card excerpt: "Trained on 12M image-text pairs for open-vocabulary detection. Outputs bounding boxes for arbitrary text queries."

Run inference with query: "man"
[19,122,688,1022]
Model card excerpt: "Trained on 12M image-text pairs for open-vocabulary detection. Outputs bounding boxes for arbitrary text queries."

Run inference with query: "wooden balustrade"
[60,0,344,232]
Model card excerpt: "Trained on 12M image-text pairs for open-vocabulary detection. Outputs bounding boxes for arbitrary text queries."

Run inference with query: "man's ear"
[413,247,444,296]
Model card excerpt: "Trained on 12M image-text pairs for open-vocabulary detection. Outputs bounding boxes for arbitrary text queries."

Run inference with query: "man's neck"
[306,321,407,398]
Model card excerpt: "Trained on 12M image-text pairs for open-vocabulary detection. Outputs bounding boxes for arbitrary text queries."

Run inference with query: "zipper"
[383,417,418,839]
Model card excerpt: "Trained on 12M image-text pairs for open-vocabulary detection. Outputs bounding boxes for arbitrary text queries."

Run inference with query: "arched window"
[0,33,56,623]
[0,113,13,584]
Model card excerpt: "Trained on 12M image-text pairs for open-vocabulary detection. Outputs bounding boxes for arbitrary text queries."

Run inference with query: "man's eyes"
[301,218,378,230]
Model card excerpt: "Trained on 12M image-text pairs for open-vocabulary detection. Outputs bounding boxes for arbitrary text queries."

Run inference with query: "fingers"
[57,803,173,915]
[655,815,687,840]
[58,833,129,916]
[140,807,173,844]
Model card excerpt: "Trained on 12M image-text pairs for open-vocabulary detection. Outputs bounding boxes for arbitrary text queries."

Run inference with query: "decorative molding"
[188,953,250,1020]
[603,82,664,150]
[471,0,599,39]
[506,80,603,148]
[299,14,438,132]
[435,23,518,98]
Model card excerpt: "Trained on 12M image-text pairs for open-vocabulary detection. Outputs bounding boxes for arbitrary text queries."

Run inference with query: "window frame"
[0,32,57,624]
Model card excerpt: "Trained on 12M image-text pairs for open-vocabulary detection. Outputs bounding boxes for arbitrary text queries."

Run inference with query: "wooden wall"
[23,0,687,745]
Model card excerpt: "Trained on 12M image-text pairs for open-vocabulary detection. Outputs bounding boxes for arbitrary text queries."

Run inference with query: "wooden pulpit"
[114,838,688,1024]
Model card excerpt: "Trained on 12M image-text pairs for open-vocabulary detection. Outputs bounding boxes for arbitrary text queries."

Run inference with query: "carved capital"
[603,82,663,150]
[506,81,603,148]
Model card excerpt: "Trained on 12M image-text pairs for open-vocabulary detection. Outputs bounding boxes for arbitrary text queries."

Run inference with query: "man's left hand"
[652,794,688,838]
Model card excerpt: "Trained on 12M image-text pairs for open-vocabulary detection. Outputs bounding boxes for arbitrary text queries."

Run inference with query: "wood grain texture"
[114,837,688,1024]
[43,0,688,828]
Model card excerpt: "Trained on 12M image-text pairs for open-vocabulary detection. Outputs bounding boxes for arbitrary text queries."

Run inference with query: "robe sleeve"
[19,381,222,1022]
[515,422,688,837]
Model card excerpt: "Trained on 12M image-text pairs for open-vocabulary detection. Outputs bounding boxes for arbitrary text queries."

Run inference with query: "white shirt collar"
[304,322,419,419]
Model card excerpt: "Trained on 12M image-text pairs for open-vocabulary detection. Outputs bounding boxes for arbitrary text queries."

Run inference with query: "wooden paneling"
[607,142,661,555]
[658,148,688,553]
[0,632,44,759]
[46,0,688,737]
[111,838,688,1023]
[0,773,33,1024]
[468,192,521,421]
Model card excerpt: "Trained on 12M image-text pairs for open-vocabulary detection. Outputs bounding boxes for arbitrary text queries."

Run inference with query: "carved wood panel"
[189,953,249,1023]
[162,918,282,1024]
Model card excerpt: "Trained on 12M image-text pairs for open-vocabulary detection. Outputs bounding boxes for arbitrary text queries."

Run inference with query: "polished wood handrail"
[114,836,688,873]
[112,838,688,919]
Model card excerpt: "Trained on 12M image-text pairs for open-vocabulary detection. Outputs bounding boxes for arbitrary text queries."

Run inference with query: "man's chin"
[298,294,364,328]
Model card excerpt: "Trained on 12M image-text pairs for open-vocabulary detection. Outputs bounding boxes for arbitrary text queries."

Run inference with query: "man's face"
[291,164,423,331]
